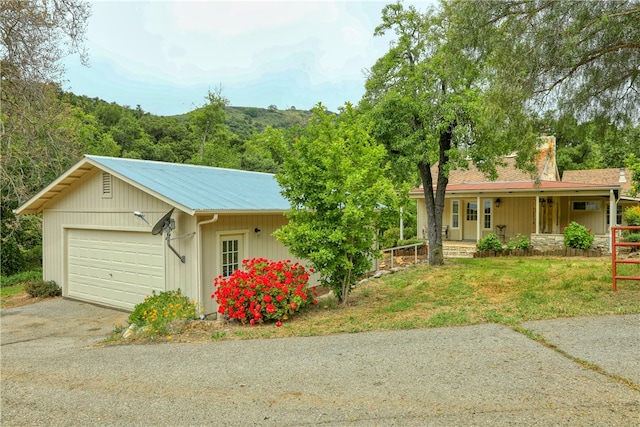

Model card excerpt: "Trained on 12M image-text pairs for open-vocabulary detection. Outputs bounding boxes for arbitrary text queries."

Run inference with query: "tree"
[274,104,395,303]
[362,2,537,265]
[1,0,90,274]
[240,126,286,173]
[448,0,640,122]
[188,88,242,168]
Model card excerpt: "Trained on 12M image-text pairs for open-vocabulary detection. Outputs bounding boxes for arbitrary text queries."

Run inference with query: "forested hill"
[172,105,314,141]
[58,91,316,175]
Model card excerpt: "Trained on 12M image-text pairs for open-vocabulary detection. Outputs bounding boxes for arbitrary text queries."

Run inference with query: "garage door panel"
[67,229,164,310]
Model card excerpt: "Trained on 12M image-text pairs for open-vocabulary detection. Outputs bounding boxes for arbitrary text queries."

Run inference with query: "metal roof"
[16,155,290,215]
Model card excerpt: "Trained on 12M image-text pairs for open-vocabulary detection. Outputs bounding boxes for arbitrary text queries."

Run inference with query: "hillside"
[171,105,314,140]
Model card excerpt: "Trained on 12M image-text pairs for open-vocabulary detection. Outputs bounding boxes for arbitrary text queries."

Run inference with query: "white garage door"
[67,229,165,310]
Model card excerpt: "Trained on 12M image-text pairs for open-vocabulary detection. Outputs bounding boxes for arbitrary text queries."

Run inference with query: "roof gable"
[430,135,560,185]
[16,156,290,215]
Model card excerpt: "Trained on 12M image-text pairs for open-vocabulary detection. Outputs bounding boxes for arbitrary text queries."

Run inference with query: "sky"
[62,0,434,116]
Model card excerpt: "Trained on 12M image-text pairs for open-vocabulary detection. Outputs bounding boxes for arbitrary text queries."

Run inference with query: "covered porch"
[413,181,628,253]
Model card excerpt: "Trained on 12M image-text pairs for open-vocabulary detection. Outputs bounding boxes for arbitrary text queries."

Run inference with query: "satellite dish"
[152,208,175,235]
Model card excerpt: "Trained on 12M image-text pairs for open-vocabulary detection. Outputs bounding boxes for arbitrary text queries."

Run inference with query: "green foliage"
[477,233,503,251]
[362,1,538,265]
[449,0,640,122]
[275,104,396,303]
[397,238,425,247]
[128,290,201,336]
[1,268,42,288]
[25,280,61,298]
[1,238,25,277]
[381,228,401,249]
[562,222,594,249]
[623,233,640,243]
[506,233,531,250]
[212,258,316,325]
[623,206,640,226]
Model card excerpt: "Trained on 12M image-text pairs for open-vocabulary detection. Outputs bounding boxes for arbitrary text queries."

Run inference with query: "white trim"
[215,229,250,278]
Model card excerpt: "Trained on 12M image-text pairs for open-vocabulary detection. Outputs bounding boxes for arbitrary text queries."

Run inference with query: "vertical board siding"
[42,169,193,305]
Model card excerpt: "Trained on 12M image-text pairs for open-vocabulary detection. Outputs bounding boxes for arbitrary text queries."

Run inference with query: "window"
[466,202,478,221]
[606,204,623,225]
[101,172,112,199]
[573,201,599,211]
[451,200,460,228]
[483,200,491,229]
[221,238,240,277]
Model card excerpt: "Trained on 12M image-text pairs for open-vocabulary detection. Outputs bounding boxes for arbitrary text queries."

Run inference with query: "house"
[409,136,640,252]
[15,155,311,316]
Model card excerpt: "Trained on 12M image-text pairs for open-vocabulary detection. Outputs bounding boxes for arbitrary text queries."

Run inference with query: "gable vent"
[102,172,112,198]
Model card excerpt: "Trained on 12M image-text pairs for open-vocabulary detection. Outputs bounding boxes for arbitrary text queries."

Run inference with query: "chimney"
[619,168,627,183]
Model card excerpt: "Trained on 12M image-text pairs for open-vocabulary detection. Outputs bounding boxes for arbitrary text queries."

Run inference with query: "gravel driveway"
[2,299,639,426]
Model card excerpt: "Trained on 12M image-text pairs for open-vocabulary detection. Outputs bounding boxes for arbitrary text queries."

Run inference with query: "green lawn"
[228,256,640,340]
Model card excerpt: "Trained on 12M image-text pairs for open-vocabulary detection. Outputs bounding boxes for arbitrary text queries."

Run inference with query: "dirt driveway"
[2,299,639,426]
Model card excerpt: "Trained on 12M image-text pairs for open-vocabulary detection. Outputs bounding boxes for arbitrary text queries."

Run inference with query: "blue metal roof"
[87,155,290,213]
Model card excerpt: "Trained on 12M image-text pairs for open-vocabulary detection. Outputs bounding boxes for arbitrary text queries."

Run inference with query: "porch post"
[535,195,540,234]
[476,196,481,241]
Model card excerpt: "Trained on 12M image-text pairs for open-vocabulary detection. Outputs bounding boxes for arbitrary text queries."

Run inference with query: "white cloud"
[64,0,435,115]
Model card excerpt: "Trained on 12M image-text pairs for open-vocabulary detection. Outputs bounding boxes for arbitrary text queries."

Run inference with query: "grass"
[1,284,26,304]
[215,256,640,340]
[4,257,640,343]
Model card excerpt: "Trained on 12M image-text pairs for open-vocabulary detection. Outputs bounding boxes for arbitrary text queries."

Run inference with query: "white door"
[463,201,478,240]
[67,229,165,310]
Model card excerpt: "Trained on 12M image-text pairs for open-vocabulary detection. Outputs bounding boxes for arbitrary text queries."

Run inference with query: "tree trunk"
[418,127,453,266]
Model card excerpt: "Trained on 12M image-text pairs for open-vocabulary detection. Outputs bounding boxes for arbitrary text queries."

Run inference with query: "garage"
[67,229,165,310]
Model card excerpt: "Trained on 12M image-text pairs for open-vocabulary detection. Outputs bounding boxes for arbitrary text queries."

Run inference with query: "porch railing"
[382,242,425,269]
[611,226,640,292]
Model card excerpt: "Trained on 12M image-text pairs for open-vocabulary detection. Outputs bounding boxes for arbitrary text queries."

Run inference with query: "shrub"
[213,258,317,326]
[623,232,640,243]
[25,280,61,298]
[397,238,425,247]
[128,289,201,335]
[623,206,640,226]
[562,221,594,249]
[506,233,531,250]
[477,233,503,251]
[1,238,25,277]
[381,228,401,249]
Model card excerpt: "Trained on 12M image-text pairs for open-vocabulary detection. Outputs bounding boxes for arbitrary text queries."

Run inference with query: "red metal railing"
[611,226,640,292]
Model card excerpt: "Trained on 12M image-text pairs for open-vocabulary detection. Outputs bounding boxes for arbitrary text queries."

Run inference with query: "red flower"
[276,321,282,327]
[290,302,297,310]
[263,294,272,303]
[266,304,276,314]
[276,294,284,302]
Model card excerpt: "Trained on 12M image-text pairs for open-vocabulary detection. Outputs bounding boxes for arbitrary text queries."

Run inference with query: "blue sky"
[62,0,434,116]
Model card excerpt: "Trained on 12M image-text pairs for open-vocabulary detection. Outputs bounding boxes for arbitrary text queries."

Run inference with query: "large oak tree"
[362,1,538,265]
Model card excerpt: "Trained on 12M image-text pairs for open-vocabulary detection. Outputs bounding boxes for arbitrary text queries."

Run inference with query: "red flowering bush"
[212,258,317,326]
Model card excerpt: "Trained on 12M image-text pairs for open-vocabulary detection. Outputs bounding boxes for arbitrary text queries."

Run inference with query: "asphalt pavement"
[1,299,639,426]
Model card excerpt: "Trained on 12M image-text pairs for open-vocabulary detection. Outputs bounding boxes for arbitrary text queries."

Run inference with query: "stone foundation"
[529,233,609,253]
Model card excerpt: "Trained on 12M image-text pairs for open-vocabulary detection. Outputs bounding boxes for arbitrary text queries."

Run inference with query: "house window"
[466,202,478,221]
[451,200,460,228]
[101,172,112,199]
[221,238,240,277]
[483,200,492,229]
[606,204,623,225]
[573,201,599,211]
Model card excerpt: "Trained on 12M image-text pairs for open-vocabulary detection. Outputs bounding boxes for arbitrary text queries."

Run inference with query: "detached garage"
[16,155,308,316]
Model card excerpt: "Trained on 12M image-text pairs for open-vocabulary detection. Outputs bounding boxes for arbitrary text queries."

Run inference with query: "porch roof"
[410,180,619,197]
